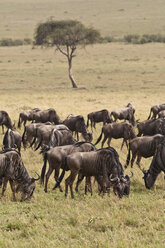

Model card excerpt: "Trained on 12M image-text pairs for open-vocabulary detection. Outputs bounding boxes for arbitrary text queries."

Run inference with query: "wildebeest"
[22,123,48,149]
[0,149,40,201]
[87,109,113,130]
[3,128,22,152]
[63,114,92,142]
[32,108,62,124]
[40,142,96,193]
[137,118,164,137]
[30,124,72,150]
[158,110,165,119]
[48,128,76,148]
[147,103,165,120]
[125,134,165,168]
[95,122,136,149]
[142,142,165,189]
[0,111,14,133]
[56,147,132,199]
[111,103,136,126]
[18,108,40,128]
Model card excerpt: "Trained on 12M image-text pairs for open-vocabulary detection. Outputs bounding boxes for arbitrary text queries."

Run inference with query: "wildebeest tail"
[126,142,131,167]
[53,157,67,190]
[41,153,47,184]
[95,128,103,146]
[18,114,21,128]
[147,109,152,120]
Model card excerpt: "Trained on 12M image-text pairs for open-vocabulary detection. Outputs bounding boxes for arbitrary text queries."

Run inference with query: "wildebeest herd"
[0,103,165,201]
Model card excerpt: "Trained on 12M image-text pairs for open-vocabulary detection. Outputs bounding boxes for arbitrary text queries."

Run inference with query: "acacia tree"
[34,20,100,88]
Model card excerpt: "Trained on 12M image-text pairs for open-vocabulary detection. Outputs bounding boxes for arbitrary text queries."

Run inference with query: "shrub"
[0,38,32,46]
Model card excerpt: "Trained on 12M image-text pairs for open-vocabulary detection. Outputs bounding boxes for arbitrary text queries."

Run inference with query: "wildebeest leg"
[107,137,111,147]
[85,177,92,195]
[76,132,79,141]
[90,120,93,131]
[1,178,8,197]
[75,174,84,192]
[23,120,27,127]
[44,167,54,193]
[121,139,128,150]
[131,153,137,168]
[93,121,96,129]
[9,179,16,201]
[33,138,40,150]
[54,169,63,192]
[101,135,108,148]
[65,171,77,199]
[136,155,142,168]
[121,139,125,150]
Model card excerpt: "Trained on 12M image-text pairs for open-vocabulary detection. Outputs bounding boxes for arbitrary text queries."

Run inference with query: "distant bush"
[0,35,165,46]
[124,34,165,44]
[99,36,115,43]
[0,38,32,46]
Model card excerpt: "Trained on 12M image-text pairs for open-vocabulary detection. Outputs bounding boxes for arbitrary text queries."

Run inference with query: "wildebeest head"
[82,131,93,142]
[142,169,156,189]
[110,172,133,198]
[16,173,40,201]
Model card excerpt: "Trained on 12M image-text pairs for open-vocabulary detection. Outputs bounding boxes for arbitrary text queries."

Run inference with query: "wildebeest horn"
[31,172,40,181]
[128,171,134,178]
[121,176,127,182]
[109,174,119,182]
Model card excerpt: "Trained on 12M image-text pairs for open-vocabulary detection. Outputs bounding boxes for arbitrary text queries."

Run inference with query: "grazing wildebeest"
[111,103,136,126]
[32,108,62,124]
[87,109,113,130]
[147,103,165,120]
[0,111,14,133]
[30,124,71,150]
[3,128,22,152]
[56,147,132,199]
[125,134,165,168]
[137,118,164,137]
[40,142,96,193]
[142,142,165,189]
[95,122,136,149]
[18,108,40,128]
[158,110,165,119]
[63,114,92,142]
[0,149,40,201]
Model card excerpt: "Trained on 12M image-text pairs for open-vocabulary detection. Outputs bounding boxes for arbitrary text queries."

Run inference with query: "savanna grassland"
[0,0,165,248]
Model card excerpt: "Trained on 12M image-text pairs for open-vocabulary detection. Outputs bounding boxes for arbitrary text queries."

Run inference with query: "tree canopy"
[34,20,101,88]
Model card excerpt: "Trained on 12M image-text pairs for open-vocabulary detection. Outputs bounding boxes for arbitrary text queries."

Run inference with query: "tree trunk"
[68,58,78,88]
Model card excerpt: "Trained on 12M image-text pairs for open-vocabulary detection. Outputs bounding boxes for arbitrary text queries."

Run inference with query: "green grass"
[0,42,164,247]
